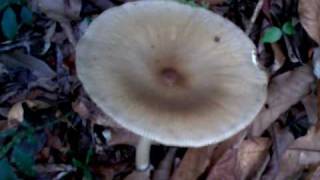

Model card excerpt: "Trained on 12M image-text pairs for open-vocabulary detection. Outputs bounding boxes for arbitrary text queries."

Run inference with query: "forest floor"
[0,0,319,179]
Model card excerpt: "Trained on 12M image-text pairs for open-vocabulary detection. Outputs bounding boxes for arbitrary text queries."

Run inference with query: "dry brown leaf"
[271,43,286,72]
[290,127,320,151]
[274,150,320,180]
[299,0,320,44]
[124,170,150,180]
[308,166,320,180]
[6,102,24,130]
[302,94,318,125]
[262,125,296,179]
[36,0,82,22]
[171,145,216,180]
[207,138,271,180]
[210,130,247,167]
[250,65,315,136]
[273,150,304,180]
[108,127,139,146]
[318,80,320,130]
[238,138,271,179]
[207,148,239,180]
[153,148,177,180]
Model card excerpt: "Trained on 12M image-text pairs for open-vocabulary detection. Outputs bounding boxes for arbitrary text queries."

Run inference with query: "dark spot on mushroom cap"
[213,36,220,42]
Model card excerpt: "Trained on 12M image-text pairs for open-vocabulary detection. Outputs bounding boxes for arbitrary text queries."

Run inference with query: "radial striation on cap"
[76,0,268,147]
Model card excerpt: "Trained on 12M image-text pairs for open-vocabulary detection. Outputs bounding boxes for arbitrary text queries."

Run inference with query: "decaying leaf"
[7,102,24,123]
[302,94,318,125]
[299,0,320,44]
[262,125,295,179]
[250,65,315,136]
[207,148,239,180]
[36,0,82,22]
[172,145,216,180]
[274,149,320,180]
[207,137,271,180]
[153,148,177,180]
[238,138,271,179]
[124,169,150,180]
[307,166,320,180]
[290,127,320,151]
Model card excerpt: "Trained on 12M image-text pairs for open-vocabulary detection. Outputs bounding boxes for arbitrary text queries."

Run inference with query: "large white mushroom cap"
[76,0,267,147]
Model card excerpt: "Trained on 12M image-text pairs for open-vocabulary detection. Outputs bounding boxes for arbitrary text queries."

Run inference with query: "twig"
[246,0,264,35]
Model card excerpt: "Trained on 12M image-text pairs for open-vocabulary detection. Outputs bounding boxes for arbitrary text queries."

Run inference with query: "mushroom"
[76,0,267,170]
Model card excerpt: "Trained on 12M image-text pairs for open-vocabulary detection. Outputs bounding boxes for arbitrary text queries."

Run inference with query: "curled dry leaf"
[171,145,216,180]
[153,148,177,180]
[124,170,150,180]
[7,102,24,123]
[207,138,271,180]
[36,0,82,22]
[238,138,271,179]
[299,0,320,44]
[207,148,239,180]
[250,65,315,136]
[302,94,318,125]
[290,127,320,151]
[274,150,320,180]
[308,166,320,180]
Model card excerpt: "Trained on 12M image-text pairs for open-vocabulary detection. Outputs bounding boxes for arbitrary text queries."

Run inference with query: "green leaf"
[11,146,36,177]
[0,0,9,11]
[20,6,32,25]
[261,26,282,43]
[282,21,295,35]
[85,147,93,165]
[1,7,18,40]
[83,168,93,180]
[0,159,18,180]
[72,158,85,169]
[8,0,20,5]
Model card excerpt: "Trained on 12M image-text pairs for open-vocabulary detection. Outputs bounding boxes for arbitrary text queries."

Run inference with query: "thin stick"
[246,0,264,35]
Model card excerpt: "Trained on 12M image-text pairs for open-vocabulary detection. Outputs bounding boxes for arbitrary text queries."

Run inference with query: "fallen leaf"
[272,149,304,180]
[153,148,177,180]
[0,52,56,79]
[299,0,320,44]
[36,0,82,22]
[238,138,271,179]
[262,125,295,179]
[250,65,315,136]
[308,166,320,180]
[124,170,150,180]
[207,137,271,180]
[207,148,239,180]
[171,145,216,180]
[35,0,81,46]
[302,94,318,125]
[271,43,286,73]
[7,102,24,123]
[274,150,320,180]
[290,127,320,151]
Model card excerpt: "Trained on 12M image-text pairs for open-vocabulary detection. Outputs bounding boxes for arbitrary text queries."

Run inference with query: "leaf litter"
[0,0,319,179]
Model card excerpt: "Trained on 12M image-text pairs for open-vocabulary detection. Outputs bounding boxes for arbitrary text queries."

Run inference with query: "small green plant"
[1,0,33,40]
[261,20,296,43]
[72,147,94,180]
[177,0,209,8]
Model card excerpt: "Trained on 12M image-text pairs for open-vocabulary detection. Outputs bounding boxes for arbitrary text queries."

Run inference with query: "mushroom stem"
[136,137,152,171]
